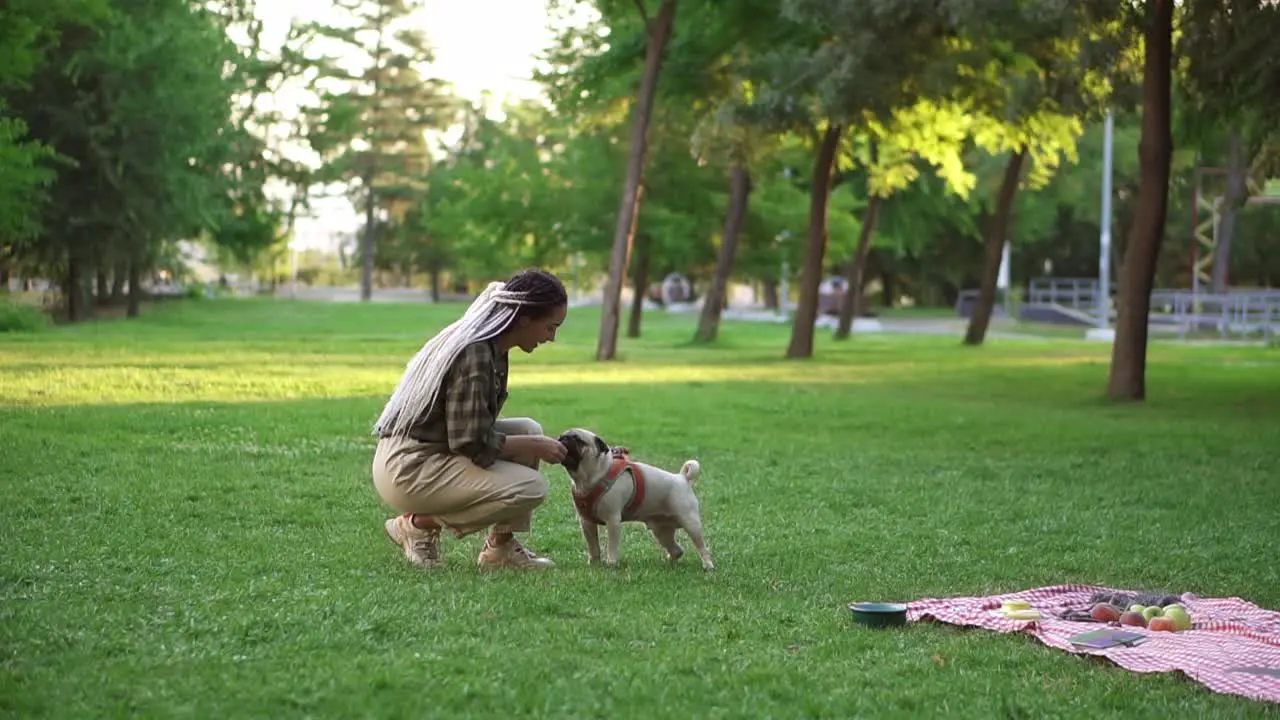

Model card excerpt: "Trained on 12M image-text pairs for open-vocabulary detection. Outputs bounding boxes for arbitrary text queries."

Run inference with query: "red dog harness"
[572,455,647,526]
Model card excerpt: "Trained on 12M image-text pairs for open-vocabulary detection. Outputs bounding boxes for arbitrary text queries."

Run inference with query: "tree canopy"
[5,0,1277,398]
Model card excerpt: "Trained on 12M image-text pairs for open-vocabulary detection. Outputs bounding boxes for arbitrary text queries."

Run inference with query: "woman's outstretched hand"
[528,435,568,464]
[501,435,567,464]
[506,430,568,466]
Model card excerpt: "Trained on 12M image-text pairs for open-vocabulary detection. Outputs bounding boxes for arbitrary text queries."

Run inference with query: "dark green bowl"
[848,602,908,628]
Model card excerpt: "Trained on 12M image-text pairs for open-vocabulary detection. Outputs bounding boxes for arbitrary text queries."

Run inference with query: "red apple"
[1090,603,1123,623]
[1119,611,1148,628]
[1148,616,1177,632]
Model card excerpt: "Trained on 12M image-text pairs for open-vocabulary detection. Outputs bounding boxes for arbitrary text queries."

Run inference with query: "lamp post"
[289,240,299,300]
[776,230,791,317]
[776,166,795,317]
[1087,110,1116,342]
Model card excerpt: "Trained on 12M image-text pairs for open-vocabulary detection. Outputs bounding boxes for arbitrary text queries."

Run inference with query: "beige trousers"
[371,417,548,537]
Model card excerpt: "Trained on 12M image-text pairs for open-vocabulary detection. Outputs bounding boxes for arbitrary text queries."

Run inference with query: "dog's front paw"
[666,546,685,562]
[587,555,602,566]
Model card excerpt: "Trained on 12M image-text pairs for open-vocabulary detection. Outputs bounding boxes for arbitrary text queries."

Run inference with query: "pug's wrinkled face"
[556,427,613,483]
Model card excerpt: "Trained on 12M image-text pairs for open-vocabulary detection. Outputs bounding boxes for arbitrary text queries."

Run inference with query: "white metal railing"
[959,277,1278,342]
[1150,290,1280,341]
[1026,277,1111,311]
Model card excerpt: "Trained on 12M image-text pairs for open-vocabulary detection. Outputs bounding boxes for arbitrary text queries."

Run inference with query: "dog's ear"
[593,435,609,455]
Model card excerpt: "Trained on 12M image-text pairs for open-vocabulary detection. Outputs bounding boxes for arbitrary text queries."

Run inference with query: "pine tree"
[306,0,458,300]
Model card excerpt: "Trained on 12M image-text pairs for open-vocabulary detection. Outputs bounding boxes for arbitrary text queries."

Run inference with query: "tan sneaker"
[476,536,555,569]
[384,514,442,568]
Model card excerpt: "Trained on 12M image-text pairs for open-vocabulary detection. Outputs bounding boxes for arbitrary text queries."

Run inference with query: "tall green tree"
[544,0,775,344]
[0,0,110,285]
[628,101,726,336]
[595,0,678,360]
[542,0,683,357]
[207,0,325,276]
[1107,0,1173,401]
[1106,0,1279,400]
[11,0,241,319]
[682,0,801,343]
[954,0,1132,346]
[411,100,596,283]
[831,101,978,339]
[306,0,459,301]
[1177,0,1280,293]
[741,0,982,358]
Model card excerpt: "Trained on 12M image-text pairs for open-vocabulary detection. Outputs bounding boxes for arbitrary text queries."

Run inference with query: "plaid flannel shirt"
[405,340,509,467]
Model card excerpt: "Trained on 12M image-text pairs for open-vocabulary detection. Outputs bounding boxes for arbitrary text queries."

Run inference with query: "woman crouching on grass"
[371,268,569,570]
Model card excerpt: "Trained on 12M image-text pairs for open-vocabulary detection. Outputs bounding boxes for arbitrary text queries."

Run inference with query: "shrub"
[0,297,52,332]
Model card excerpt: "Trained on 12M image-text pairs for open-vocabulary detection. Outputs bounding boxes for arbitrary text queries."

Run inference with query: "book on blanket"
[1068,628,1148,649]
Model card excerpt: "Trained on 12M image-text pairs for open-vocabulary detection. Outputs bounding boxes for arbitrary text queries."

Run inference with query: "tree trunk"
[126,259,142,318]
[879,264,895,307]
[834,192,884,339]
[763,280,779,310]
[96,269,109,304]
[1107,0,1173,401]
[360,175,377,302]
[1212,126,1246,293]
[595,0,677,361]
[785,122,843,359]
[111,262,127,302]
[626,233,652,339]
[428,264,442,303]
[695,164,752,343]
[964,147,1027,346]
[64,254,85,322]
[358,7,387,304]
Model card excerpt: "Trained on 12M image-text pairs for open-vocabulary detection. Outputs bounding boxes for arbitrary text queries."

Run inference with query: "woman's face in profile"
[509,304,567,353]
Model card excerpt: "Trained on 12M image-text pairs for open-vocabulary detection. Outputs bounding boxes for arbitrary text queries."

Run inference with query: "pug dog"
[556,428,713,570]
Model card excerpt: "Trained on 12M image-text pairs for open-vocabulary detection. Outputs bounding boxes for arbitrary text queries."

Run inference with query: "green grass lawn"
[2,297,1279,718]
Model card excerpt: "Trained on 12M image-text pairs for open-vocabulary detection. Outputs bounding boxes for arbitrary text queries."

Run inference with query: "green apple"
[1163,606,1192,631]
[1142,606,1163,622]
[1129,604,1146,614]
[1162,603,1186,613]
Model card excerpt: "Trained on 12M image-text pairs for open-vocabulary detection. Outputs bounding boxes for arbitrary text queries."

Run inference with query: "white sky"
[250,0,584,250]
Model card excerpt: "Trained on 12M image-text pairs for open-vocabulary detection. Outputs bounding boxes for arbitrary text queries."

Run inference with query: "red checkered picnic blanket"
[906,583,1280,704]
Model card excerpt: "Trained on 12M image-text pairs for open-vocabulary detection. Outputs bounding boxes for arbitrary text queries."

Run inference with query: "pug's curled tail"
[680,460,701,485]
